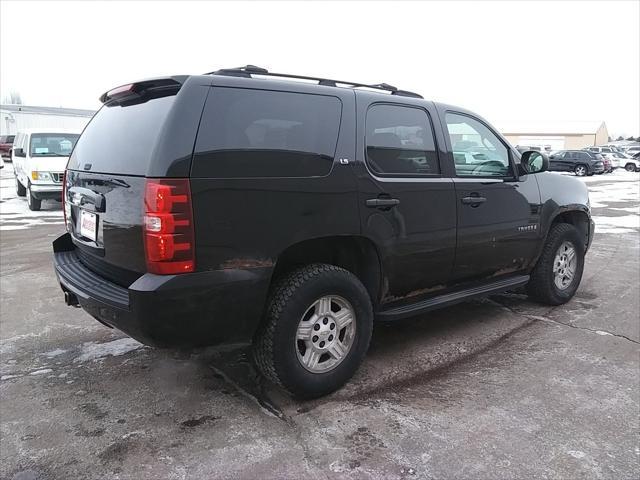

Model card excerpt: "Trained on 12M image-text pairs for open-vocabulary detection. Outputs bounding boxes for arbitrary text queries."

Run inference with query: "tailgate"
[65,170,147,286]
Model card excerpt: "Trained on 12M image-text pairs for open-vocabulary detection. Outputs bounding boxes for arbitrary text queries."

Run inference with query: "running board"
[376,275,530,321]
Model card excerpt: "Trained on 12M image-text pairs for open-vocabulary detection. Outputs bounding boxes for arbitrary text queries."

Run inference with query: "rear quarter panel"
[190,82,359,310]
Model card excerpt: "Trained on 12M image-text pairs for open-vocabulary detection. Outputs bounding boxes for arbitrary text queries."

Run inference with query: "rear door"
[355,95,456,303]
[442,111,541,282]
[549,151,565,171]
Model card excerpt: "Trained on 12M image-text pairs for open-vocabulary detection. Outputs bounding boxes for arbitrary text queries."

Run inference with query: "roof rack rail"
[204,65,423,99]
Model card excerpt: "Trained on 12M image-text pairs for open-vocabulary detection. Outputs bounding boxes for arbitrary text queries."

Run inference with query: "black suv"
[53,66,594,398]
[548,150,605,176]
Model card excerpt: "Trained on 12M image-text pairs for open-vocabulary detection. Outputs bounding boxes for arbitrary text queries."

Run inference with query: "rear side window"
[192,88,342,178]
[365,104,439,175]
[68,95,176,175]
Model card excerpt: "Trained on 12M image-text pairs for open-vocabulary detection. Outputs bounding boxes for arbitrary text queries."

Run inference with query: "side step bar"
[376,275,530,321]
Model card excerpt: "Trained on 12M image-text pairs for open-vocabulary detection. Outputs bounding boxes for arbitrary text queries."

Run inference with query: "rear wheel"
[15,177,26,197]
[254,264,373,399]
[625,163,637,172]
[574,164,587,176]
[527,223,585,305]
[26,183,42,211]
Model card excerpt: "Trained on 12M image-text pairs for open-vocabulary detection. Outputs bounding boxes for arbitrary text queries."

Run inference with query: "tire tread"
[253,263,370,397]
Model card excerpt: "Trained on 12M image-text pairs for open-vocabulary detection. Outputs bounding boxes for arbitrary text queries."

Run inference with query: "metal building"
[1,104,95,136]
[496,120,609,152]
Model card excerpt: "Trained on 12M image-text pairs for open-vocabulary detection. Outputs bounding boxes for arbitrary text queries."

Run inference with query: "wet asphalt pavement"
[1,171,639,479]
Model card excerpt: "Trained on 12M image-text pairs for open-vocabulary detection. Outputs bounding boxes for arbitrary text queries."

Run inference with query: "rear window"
[365,104,439,176]
[0,135,15,143]
[192,87,342,178]
[67,95,176,175]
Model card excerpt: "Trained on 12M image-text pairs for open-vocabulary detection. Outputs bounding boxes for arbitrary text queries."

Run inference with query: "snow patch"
[567,450,586,459]
[29,368,53,376]
[595,330,613,336]
[593,215,640,234]
[43,348,67,358]
[1,374,21,380]
[74,338,143,362]
[0,171,64,230]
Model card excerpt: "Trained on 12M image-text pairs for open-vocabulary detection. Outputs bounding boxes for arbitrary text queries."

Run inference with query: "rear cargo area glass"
[192,88,342,178]
[68,95,176,175]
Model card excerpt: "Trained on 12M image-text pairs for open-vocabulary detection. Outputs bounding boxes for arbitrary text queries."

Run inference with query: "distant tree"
[2,91,23,104]
[626,136,636,141]
[607,136,612,141]
[616,135,625,141]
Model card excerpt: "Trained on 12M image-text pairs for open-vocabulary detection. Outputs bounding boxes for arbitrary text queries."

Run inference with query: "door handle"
[461,196,487,205]
[366,198,400,208]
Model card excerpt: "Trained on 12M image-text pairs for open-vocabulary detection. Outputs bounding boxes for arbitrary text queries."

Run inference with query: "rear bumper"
[53,233,270,347]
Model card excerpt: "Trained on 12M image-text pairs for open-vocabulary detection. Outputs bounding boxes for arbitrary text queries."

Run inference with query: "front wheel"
[16,177,26,197]
[527,223,585,305]
[625,163,637,172]
[26,183,42,211]
[574,164,587,176]
[254,264,373,399]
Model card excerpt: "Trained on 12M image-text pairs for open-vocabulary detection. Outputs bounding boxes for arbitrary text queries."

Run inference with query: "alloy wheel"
[295,295,356,373]
[553,241,577,290]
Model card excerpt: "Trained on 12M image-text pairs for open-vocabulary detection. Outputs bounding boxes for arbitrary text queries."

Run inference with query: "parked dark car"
[548,150,605,176]
[0,135,15,160]
[53,66,594,398]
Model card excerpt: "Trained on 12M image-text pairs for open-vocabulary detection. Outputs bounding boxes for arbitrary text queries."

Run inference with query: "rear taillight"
[143,178,195,274]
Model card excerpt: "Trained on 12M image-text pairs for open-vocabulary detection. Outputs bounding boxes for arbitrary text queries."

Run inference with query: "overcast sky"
[1,0,639,136]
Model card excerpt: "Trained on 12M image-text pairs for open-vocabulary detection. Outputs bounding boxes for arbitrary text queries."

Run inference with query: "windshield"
[30,133,79,157]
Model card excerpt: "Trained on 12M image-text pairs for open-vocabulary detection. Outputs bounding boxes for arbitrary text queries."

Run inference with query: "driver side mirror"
[520,150,548,174]
[13,148,25,158]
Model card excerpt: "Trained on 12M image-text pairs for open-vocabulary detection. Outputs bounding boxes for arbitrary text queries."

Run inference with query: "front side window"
[365,104,439,175]
[193,88,342,178]
[30,133,79,157]
[445,113,511,177]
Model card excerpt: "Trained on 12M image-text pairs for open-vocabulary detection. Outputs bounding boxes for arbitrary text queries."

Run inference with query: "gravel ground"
[1,168,638,480]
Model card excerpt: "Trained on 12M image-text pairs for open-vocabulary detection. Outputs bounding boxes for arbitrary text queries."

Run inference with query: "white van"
[12,128,81,210]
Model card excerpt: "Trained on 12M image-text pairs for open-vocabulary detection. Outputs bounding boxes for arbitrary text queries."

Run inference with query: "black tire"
[625,163,636,172]
[574,164,587,176]
[15,177,26,197]
[527,223,585,305]
[253,263,373,399]
[27,183,42,211]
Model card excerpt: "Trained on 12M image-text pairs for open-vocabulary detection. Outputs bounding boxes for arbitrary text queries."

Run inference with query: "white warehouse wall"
[1,110,94,136]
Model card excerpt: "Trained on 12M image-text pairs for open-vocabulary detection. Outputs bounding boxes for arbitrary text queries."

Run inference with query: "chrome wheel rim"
[295,295,356,373]
[553,241,577,290]
[575,166,586,176]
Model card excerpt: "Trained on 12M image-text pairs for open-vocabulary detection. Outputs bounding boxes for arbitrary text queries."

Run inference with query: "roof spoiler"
[205,65,423,99]
[99,76,188,105]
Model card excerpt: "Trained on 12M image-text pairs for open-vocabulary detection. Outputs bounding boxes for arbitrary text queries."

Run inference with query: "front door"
[355,99,457,304]
[443,111,541,282]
